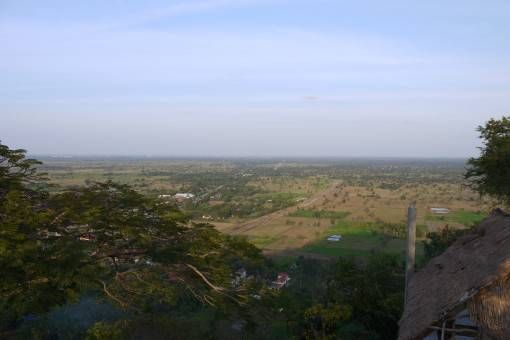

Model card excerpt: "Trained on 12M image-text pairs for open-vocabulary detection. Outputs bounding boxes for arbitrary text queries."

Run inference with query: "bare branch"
[99,279,128,308]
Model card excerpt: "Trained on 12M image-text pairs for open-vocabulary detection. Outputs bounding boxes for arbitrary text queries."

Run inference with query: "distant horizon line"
[30,154,470,161]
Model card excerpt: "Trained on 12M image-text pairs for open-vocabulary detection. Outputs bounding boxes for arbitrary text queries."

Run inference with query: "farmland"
[38,157,492,261]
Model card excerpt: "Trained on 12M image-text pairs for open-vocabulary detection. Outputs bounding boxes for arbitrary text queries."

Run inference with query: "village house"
[38,229,62,238]
[430,207,450,215]
[327,234,342,242]
[272,272,290,290]
[78,233,97,242]
[236,268,247,279]
[232,267,247,287]
[174,193,195,199]
[64,224,89,232]
[399,209,510,340]
[158,193,195,203]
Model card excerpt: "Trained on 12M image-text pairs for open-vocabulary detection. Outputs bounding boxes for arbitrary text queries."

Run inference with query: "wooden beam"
[405,202,417,304]
[428,326,478,335]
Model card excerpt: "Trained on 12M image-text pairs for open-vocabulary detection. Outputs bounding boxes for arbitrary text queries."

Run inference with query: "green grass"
[249,235,281,248]
[289,209,350,220]
[300,220,424,259]
[312,177,330,191]
[271,255,299,268]
[428,209,486,226]
[416,224,428,238]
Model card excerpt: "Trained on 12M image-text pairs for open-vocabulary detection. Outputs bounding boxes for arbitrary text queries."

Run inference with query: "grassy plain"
[38,157,491,260]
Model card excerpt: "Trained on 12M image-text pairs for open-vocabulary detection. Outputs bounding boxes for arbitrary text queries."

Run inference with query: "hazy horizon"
[32,154,469,161]
[2,0,509,158]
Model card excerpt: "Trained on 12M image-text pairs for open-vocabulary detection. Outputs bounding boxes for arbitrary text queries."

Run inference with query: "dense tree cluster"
[0,142,268,337]
[276,255,404,340]
[466,116,510,205]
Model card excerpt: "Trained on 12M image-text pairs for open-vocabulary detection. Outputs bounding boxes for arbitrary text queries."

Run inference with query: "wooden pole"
[405,202,417,304]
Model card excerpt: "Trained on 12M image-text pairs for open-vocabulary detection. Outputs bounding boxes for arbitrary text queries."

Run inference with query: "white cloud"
[94,0,280,31]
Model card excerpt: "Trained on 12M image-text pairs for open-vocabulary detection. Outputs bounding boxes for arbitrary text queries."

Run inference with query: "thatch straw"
[398,209,510,340]
[468,277,510,337]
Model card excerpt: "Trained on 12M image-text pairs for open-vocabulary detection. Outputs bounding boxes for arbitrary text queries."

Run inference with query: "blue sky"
[1,0,509,157]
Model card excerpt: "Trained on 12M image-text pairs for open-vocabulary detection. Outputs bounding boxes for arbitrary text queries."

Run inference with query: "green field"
[301,220,424,259]
[428,209,486,226]
[249,235,282,248]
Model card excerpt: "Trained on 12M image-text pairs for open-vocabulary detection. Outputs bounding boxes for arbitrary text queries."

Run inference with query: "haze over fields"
[2,0,510,157]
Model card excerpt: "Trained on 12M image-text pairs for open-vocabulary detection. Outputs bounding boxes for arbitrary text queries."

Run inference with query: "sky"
[1,0,509,158]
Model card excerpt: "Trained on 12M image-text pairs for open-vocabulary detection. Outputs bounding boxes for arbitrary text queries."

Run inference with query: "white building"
[174,193,195,199]
[430,207,450,214]
[327,235,342,242]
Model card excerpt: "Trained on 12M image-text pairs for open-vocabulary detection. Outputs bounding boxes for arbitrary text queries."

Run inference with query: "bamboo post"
[405,202,417,304]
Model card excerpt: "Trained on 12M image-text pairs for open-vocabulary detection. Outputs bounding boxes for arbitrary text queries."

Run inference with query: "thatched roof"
[399,209,510,340]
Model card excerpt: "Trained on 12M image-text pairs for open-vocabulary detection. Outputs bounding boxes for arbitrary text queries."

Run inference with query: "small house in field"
[173,193,195,203]
[399,209,510,339]
[327,234,342,242]
[430,207,450,215]
[174,193,195,199]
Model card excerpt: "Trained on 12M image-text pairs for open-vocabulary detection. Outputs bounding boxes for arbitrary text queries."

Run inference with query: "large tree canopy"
[0,141,265,333]
[465,116,510,205]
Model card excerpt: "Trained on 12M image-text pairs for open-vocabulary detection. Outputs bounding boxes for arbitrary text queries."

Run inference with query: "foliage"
[86,321,124,340]
[14,297,125,340]
[0,142,45,199]
[328,255,404,339]
[193,191,303,220]
[0,141,266,335]
[466,116,510,205]
[303,303,352,339]
[428,210,486,227]
[0,147,91,329]
[275,254,404,340]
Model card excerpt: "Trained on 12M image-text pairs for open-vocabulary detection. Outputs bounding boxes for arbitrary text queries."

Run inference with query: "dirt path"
[231,180,341,234]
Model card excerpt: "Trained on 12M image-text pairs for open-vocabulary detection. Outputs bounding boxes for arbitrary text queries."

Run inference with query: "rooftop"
[399,209,510,340]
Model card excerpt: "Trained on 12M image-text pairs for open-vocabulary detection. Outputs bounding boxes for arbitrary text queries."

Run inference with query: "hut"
[327,234,342,242]
[430,207,451,215]
[399,209,510,339]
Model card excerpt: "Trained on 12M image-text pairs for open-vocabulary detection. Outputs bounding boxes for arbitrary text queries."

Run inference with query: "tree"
[0,142,80,329]
[0,142,45,199]
[465,116,510,205]
[0,141,265,334]
[326,254,404,340]
[303,303,351,339]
